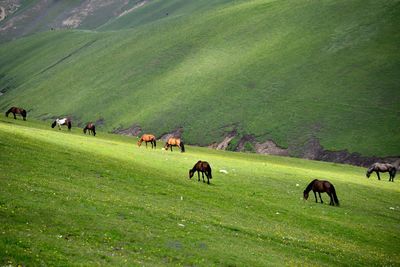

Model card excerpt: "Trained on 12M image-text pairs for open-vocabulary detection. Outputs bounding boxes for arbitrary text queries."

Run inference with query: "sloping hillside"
[1,118,399,266]
[0,0,399,158]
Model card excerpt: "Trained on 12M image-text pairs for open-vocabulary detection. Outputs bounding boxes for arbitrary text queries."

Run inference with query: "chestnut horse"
[137,134,156,149]
[83,122,96,136]
[303,179,339,206]
[51,118,72,130]
[366,163,396,182]
[189,160,212,184]
[164,137,185,152]
[5,107,27,120]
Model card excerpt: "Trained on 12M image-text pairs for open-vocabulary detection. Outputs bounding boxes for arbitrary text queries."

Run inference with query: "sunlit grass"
[0,118,399,266]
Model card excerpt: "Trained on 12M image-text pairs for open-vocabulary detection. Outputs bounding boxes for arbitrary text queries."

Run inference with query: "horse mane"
[304,179,318,193]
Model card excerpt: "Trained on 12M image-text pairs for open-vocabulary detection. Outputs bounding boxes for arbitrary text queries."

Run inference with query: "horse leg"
[145,141,148,148]
[318,192,323,203]
[202,172,206,183]
[58,124,61,130]
[206,173,210,184]
[13,112,16,119]
[327,192,333,205]
[376,171,380,180]
[313,191,318,203]
[197,171,200,182]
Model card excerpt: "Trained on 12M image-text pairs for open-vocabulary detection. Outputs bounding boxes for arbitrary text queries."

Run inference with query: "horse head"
[303,191,309,200]
[51,120,57,128]
[189,169,195,179]
[137,139,142,147]
[83,127,87,134]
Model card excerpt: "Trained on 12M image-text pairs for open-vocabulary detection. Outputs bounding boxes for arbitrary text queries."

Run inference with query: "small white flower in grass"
[275,212,280,215]
[296,184,299,187]
[180,196,183,200]
[219,169,228,174]
[178,223,185,227]
[389,207,395,210]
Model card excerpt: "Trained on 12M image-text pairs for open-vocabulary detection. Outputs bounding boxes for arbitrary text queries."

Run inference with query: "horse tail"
[21,109,27,120]
[153,138,156,148]
[67,121,72,130]
[208,165,212,179]
[393,160,400,170]
[331,185,340,206]
[180,141,185,152]
[92,125,96,136]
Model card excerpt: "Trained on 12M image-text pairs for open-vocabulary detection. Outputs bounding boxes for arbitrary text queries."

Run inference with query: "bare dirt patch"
[254,140,289,156]
[297,137,399,167]
[112,124,142,136]
[159,127,184,142]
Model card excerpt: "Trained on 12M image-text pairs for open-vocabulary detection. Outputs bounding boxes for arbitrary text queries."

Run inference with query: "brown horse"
[303,179,339,206]
[51,118,72,130]
[5,107,27,120]
[83,122,96,136]
[366,163,396,182]
[164,137,185,152]
[189,160,212,184]
[137,134,156,149]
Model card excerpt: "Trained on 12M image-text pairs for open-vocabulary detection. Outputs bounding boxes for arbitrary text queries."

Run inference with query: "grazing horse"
[164,137,185,152]
[366,163,396,182]
[303,179,339,206]
[137,134,156,149]
[5,107,27,120]
[51,118,72,130]
[83,122,96,136]
[189,160,212,184]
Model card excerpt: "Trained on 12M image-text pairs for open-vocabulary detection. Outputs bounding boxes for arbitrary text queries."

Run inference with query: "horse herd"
[5,106,398,206]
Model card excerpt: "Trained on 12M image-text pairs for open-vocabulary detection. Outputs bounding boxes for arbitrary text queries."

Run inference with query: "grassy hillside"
[0,0,399,157]
[0,117,399,266]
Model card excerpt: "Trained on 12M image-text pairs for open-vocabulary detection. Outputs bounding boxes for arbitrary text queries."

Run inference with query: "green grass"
[0,0,399,157]
[0,117,399,266]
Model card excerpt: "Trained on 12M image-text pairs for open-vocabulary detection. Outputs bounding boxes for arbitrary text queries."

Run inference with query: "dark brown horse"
[303,179,339,206]
[5,107,27,120]
[83,122,96,136]
[137,134,156,149]
[366,163,396,182]
[51,118,72,130]
[164,137,185,152]
[189,160,212,184]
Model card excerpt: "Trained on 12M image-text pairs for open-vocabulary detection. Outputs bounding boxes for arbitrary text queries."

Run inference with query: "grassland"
[1,117,399,266]
[0,0,399,157]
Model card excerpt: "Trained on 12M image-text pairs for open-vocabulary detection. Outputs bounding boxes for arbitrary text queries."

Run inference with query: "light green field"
[1,117,399,266]
[0,0,399,156]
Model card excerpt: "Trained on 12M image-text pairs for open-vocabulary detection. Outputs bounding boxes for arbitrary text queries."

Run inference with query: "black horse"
[83,122,96,136]
[366,163,396,182]
[5,107,27,120]
[303,179,339,206]
[189,160,212,184]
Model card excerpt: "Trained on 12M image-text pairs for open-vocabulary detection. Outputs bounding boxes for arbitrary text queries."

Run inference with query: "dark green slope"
[0,0,399,157]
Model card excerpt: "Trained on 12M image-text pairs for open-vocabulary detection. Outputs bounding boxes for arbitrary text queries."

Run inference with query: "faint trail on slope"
[37,38,97,75]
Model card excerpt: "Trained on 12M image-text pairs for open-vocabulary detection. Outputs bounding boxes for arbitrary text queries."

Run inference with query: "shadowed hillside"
[0,0,399,159]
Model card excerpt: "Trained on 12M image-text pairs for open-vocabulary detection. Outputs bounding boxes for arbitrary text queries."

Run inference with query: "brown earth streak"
[297,137,399,167]
[112,124,142,136]
[159,127,184,142]
[212,133,398,167]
